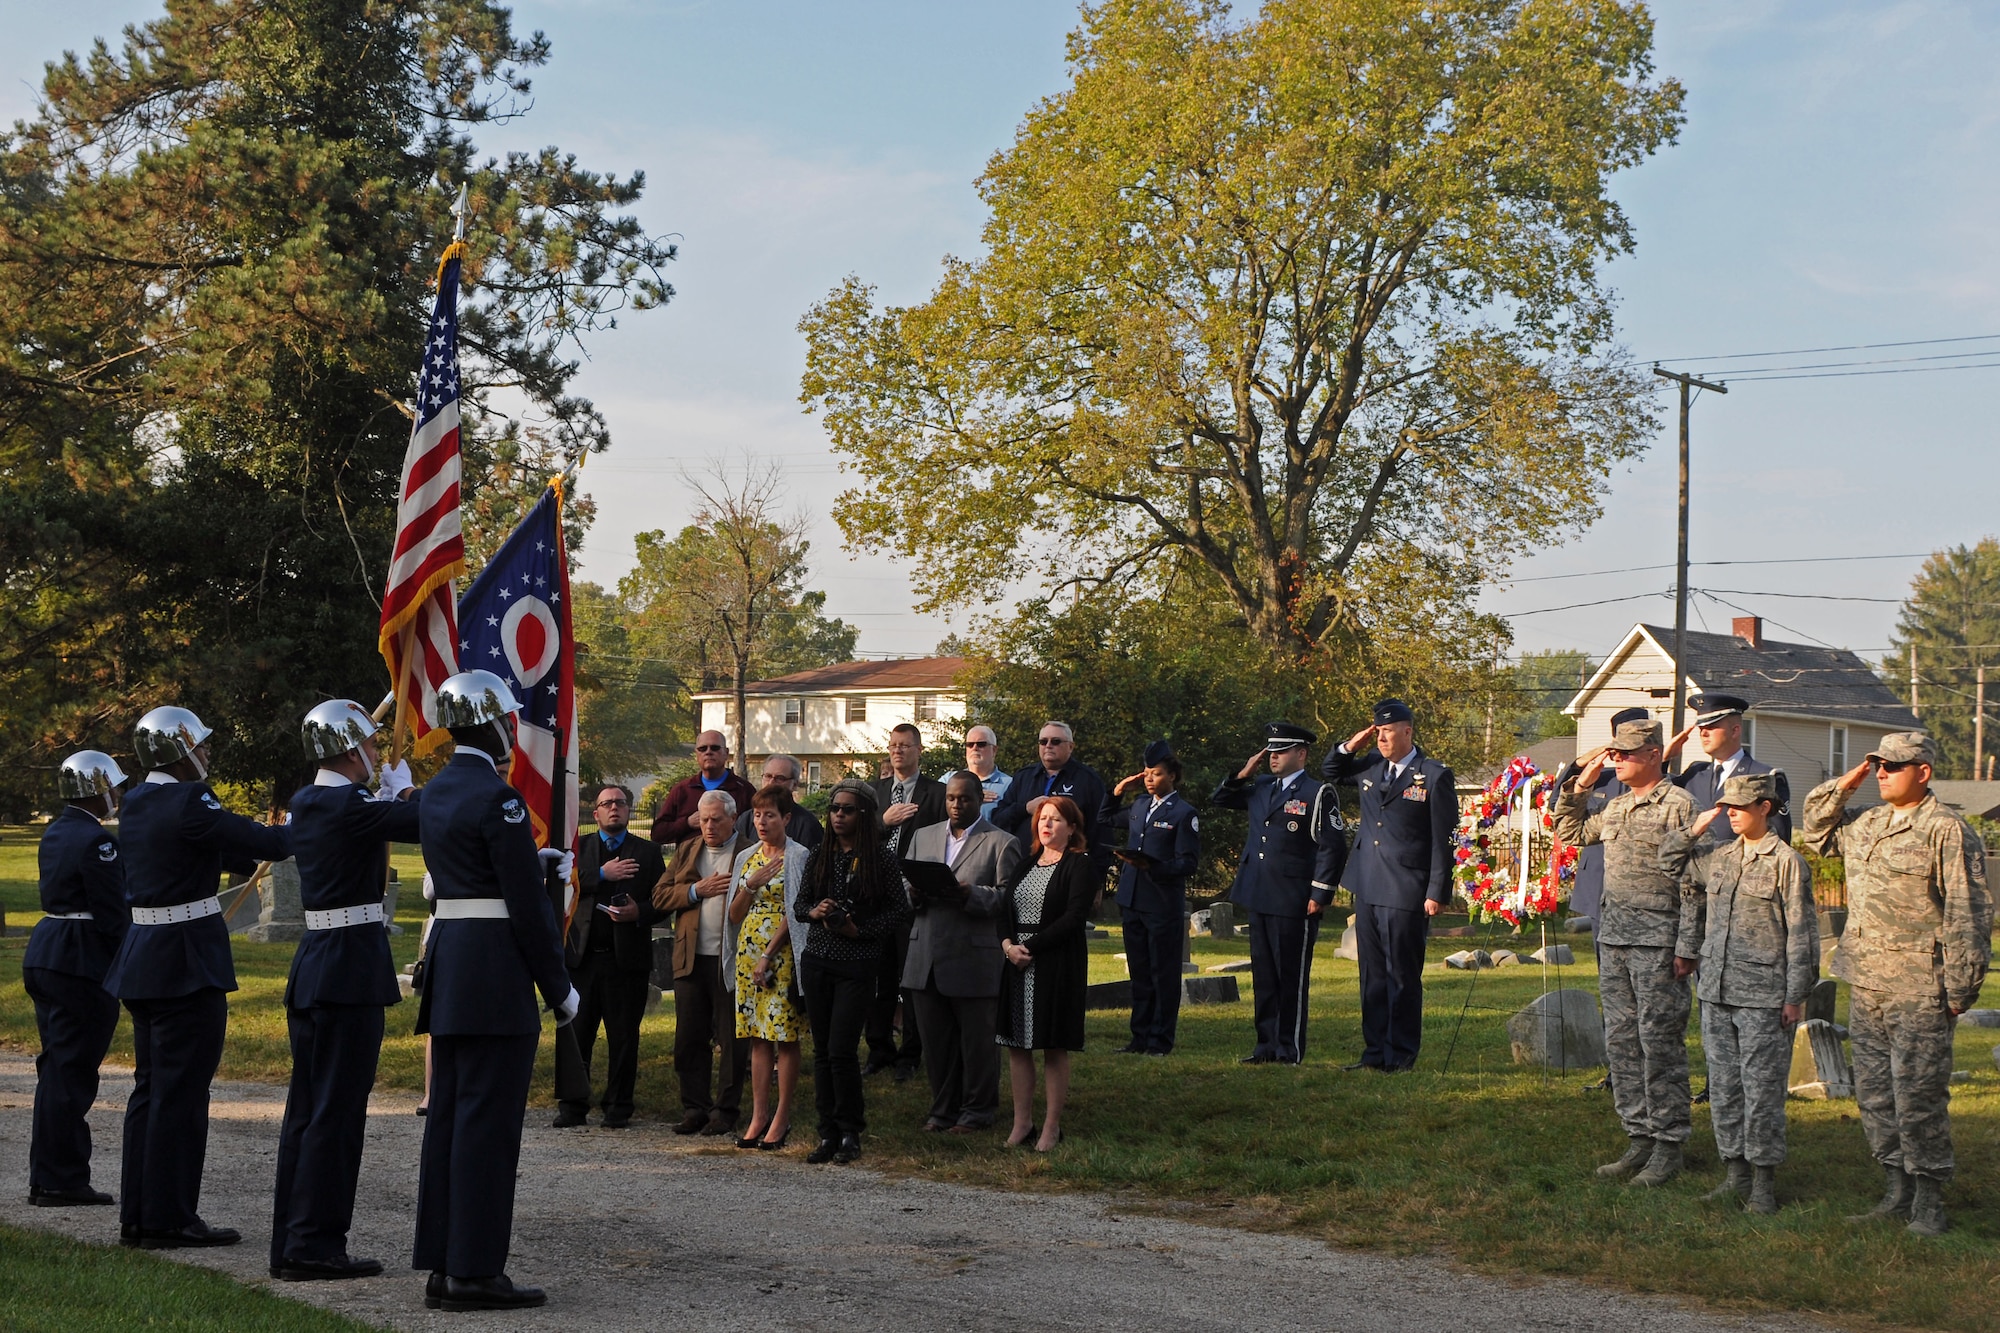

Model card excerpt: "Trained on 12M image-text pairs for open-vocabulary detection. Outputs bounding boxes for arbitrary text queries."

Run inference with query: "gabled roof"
[1566,624,1917,731]
[1929,781,2000,821]
[690,657,971,699]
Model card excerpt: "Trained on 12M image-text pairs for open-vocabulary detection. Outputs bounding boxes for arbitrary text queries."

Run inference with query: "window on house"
[914,693,936,722]
[1829,725,1847,777]
[806,761,822,793]
[723,700,737,726]
[1741,716,1756,757]
[845,696,867,723]
[783,698,802,726]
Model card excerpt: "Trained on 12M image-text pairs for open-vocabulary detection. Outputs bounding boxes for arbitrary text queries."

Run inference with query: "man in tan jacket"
[651,791,750,1135]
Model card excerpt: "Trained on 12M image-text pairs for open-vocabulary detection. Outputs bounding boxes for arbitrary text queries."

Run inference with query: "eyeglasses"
[1037,737,1066,746]
[1874,759,1917,774]
[829,803,864,816]
[695,744,725,753]
[595,798,629,809]
[965,740,994,748]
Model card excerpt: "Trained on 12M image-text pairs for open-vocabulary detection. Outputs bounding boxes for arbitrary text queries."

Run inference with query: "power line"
[1492,552,1931,587]
[1646,332,2000,365]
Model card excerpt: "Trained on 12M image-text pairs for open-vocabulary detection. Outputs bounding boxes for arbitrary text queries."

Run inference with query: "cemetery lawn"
[0,1222,381,1332]
[5,823,1999,1329]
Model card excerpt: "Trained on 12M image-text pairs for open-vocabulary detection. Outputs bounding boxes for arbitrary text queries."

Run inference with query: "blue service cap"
[1264,722,1317,751]
[1372,699,1414,726]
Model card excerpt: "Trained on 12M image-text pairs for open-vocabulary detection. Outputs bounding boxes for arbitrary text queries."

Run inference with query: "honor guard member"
[1109,742,1202,1056]
[413,670,577,1312]
[24,751,131,1206]
[1666,693,1791,846]
[105,706,291,1249]
[1552,718,1699,1188]
[1660,774,1817,1214]
[1321,700,1457,1073]
[1213,723,1348,1065]
[1549,707,1653,928]
[269,701,420,1282]
[1803,733,1992,1237]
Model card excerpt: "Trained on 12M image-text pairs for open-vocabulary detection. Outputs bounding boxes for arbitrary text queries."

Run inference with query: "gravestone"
[1529,944,1574,966]
[1443,949,1492,970]
[1206,902,1237,938]
[1990,1044,2000,1074]
[650,930,674,991]
[1563,916,1595,934]
[381,868,404,936]
[245,858,307,943]
[1804,977,1838,1024]
[1817,908,1848,939]
[1787,1018,1854,1099]
[1205,959,1253,974]
[1505,989,1606,1070]
[1085,976,1240,1010]
[1958,1008,2000,1029]
[1490,949,1522,967]
[1334,925,1359,960]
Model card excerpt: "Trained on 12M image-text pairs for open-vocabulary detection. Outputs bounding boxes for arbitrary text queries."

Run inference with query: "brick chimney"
[1733,616,1763,649]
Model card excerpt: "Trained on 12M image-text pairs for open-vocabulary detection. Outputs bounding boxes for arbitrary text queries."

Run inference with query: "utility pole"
[1910,643,1920,718]
[1652,367,1728,764]
[1977,663,1986,783]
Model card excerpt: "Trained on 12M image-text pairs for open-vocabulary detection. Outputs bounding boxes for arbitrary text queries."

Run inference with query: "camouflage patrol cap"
[1716,772,1778,808]
[1864,732,1938,766]
[1604,719,1664,752]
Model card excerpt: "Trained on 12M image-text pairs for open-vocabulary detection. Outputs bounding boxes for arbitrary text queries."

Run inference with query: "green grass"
[5,823,2000,1328]
[0,1224,382,1332]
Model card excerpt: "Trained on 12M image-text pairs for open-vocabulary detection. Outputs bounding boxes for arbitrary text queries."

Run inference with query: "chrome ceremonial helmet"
[133,706,214,777]
[57,750,128,808]
[434,669,522,759]
[302,699,379,762]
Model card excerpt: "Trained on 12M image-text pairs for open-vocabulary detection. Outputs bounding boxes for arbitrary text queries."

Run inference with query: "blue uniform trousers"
[1355,904,1429,1069]
[1120,907,1183,1052]
[23,967,120,1193]
[1248,910,1321,1063]
[270,1004,385,1267]
[121,988,228,1232]
[413,1032,538,1279]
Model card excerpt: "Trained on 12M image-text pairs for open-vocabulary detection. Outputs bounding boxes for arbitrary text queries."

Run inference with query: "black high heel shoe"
[757,1127,792,1151]
[734,1123,771,1150]
[1007,1124,1038,1148]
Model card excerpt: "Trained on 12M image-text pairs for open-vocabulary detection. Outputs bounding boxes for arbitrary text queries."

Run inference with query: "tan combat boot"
[1905,1174,1948,1237]
[1746,1165,1778,1215]
[1845,1164,1913,1223]
[1629,1139,1683,1187]
[1596,1136,1653,1180]
[1702,1158,1750,1204]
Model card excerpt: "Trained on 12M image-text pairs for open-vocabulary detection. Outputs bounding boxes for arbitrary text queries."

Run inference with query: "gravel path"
[0,1053,1823,1332]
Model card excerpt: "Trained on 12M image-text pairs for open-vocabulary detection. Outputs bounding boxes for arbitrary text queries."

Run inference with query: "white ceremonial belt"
[131,896,222,926]
[304,903,386,931]
[434,898,510,920]
[51,911,93,921]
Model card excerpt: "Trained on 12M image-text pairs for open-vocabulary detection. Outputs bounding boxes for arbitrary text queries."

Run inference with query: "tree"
[618,466,858,773]
[800,0,1680,656]
[1885,539,2000,780]
[570,580,681,785]
[0,0,675,816]
[1508,648,1591,746]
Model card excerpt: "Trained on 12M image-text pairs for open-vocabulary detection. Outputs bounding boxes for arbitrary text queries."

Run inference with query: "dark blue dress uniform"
[1212,743,1347,1064]
[1320,731,1456,1072]
[269,777,422,1273]
[991,758,1118,882]
[25,807,129,1197]
[412,751,570,1282]
[1113,786,1200,1054]
[1672,693,1792,848]
[105,776,291,1237]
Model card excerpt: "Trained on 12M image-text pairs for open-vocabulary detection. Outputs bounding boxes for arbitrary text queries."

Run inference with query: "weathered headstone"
[381,868,404,936]
[1443,949,1492,970]
[651,930,674,990]
[1206,902,1237,938]
[1990,1044,2000,1074]
[1787,1018,1854,1099]
[1529,944,1575,966]
[1563,916,1594,934]
[1205,959,1252,974]
[1958,1008,2000,1029]
[1085,976,1241,1010]
[1506,989,1606,1070]
[1335,924,1359,960]
[1490,949,1521,967]
[1804,977,1838,1024]
[245,857,307,943]
[1817,908,1848,939]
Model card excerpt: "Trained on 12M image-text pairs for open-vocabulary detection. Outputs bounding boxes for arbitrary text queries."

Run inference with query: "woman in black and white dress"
[996,794,1096,1152]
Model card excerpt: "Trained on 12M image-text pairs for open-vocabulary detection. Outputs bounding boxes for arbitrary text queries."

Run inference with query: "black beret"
[1264,721,1317,751]
[1372,699,1414,726]
[1609,706,1652,730]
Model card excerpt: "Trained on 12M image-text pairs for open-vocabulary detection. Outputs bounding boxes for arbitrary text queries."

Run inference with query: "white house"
[690,657,969,790]
[1565,617,1919,787]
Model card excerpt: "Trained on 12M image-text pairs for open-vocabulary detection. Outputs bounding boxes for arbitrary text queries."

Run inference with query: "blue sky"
[5,1,1997,669]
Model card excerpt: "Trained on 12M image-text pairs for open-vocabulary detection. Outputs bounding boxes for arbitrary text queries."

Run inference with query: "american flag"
[377,243,469,755]
[457,483,578,861]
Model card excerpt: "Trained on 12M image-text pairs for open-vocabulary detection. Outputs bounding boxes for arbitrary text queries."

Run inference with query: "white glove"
[537,847,575,882]
[374,760,414,801]
[421,872,436,902]
[554,985,581,1026]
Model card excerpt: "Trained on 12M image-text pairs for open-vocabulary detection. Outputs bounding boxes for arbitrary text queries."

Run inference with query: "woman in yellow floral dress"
[730,786,809,1149]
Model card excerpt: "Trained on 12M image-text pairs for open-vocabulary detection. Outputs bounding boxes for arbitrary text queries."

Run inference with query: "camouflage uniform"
[1555,744,1699,1145]
[1802,759,1991,1181]
[1661,779,1817,1167]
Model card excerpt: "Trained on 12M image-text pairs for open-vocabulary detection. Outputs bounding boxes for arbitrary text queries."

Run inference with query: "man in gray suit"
[902,772,1023,1133]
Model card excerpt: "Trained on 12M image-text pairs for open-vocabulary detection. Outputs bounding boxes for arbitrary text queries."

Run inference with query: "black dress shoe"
[1141,1048,1169,1058]
[699,1114,736,1137]
[861,1058,894,1077]
[277,1254,384,1282]
[600,1113,631,1129]
[806,1137,839,1164]
[1239,1053,1271,1065]
[1113,1041,1144,1054]
[672,1111,707,1135]
[1340,1060,1372,1071]
[440,1274,547,1312]
[551,1108,587,1128]
[140,1220,241,1249]
[29,1185,114,1207]
[834,1133,862,1164]
[425,1271,445,1309]
[893,1063,916,1084]
[119,1224,142,1248]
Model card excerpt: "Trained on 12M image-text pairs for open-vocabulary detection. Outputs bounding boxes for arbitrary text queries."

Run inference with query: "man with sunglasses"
[1554,718,1700,1188]
[554,786,667,1129]
[650,731,755,848]
[990,721,1116,884]
[956,726,1011,817]
[1804,733,1992,1237]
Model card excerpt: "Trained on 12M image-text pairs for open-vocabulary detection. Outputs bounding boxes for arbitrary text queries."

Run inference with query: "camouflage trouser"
[1700,1002,1790,1166]
[1599,944,1691,1142]
[1849,985,1957,1180]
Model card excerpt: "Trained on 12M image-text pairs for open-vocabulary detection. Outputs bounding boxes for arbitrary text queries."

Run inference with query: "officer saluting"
[412,670,576,1313]
[1665,693,1791,846]
[269,701,420,1282]
[1213,723,1347,1065]
[1109,741,1201,1056]
[105,706,291,1249]
[24,751,132,1207]
[1549,706,1652,929]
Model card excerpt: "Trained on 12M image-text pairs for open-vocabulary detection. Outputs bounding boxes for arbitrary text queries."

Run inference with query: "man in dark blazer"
[990,720,1117,883]
[269,700,420,1282]
[1666,693,1792,846]
[1321,699,1456,1073]
[901,772,1023,1131]
[108,705,291,1250]
[554,784,667,1129]
[25,751,130,1208]
[1549,706,1652,926]
[413,671,575,1312]
[1213,723,1348,1065]
[733,753,823,851]
[1111,741,1202,1056]
[867,722,948,1078]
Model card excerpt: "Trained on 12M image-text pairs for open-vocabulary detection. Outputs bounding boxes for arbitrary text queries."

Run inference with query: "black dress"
[995,851,1095,1052]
